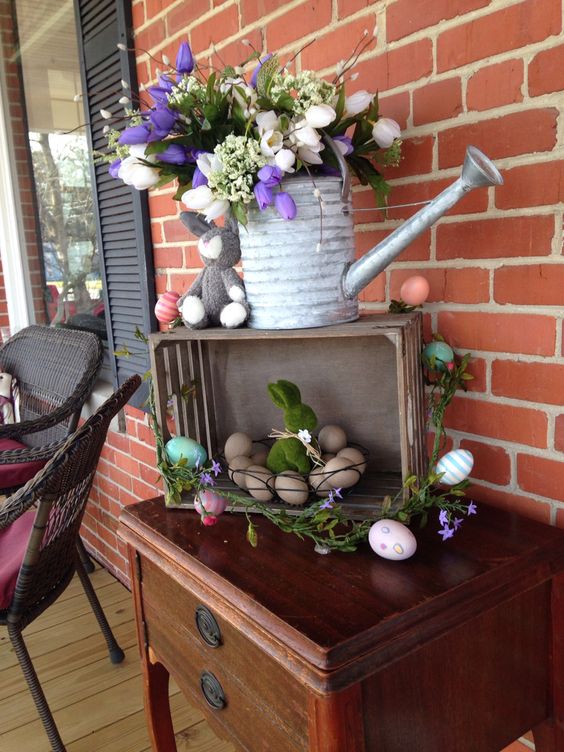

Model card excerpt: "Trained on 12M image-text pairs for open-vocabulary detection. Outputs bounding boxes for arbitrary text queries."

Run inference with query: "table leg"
[144,648,177,752]
[307,684,365,752]
[532,573,564,752]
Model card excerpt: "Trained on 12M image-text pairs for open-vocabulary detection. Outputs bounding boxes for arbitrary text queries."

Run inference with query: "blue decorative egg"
[436,449,474,486]
[422,341,455,372]
[165,436,207,468]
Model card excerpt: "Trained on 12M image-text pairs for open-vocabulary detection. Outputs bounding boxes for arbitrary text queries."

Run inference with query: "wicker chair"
[0,374,140,752]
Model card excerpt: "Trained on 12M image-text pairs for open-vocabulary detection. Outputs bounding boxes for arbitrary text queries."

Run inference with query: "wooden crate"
[149,314,426,518]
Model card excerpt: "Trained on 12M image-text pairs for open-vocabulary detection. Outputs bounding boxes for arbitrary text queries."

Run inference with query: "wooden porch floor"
[0,567,234,752]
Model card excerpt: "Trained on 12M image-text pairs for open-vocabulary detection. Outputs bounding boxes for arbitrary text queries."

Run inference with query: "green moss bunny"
[266,380,318,475]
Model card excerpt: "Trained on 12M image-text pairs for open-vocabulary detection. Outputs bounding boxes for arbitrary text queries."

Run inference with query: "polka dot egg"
[368,519,417,561]
[435,449,474,486]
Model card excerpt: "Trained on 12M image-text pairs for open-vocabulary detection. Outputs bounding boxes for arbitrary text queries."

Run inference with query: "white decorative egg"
[435,449,474,486]
[368,520,417,561]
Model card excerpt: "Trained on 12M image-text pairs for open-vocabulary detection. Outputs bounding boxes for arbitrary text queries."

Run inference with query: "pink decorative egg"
[155,291,180,323]
[400,276,430,306]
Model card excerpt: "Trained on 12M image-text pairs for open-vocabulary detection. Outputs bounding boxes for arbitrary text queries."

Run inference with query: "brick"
[359,271,385,302]
[496,161,564,210]
[437,311,556,356]
[492,360,564,406]
[467,59,524,113]
[463,357,487,393]
[557,508,564,530]
[445,396,548,448]
[169,272,198,293]
[555,415,564,453]
[388,179,487,221]
[241,0,285,25]
[338,0,376,18]
[163,218,194,243]
[131,1,145,29]
[302,16,376,71]
[438,109,558,169]
[154,246,183,269]
[467,484,552,525]
[148,193,179,219]
[135,18,165,53]
[166,0,211,36]
[459,439,511,486]
[266,2,332,50]
[389,267,489,304]
[437,0,561,72]
[436,216,554,260]
[379,91,410,130]
[518,454,564,502]
[212,29,262,69]
[355,228,431,263]
[106,431,131,453]
[387,0,489,42]
[494,264,564,307]
[381,135,434,180]
[191,4,238,53]
[413,77,462,126]
[151,221,164,245]
[355,39,433,91]
[529,44,564,96]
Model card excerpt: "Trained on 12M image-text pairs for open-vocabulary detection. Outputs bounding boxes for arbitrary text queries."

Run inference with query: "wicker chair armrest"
[0,484,38,530]
[0,440,64,465]
[0,397,82,440]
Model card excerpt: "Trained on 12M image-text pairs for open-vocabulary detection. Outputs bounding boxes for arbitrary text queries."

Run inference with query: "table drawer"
[140,556,308,750]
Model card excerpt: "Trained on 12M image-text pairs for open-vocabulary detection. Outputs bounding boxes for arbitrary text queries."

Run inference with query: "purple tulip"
[158,73,175,92]
[254,181,273,211]
[147,86,170,105]
[149,108,177,139]
[118,124,151,144]
[257,164,283,187]
[333,134,354,156]
[158,144,187,164]
[250,53,273,88]
[176,41,194,74]
[318,164,341,177]
[192,166,208,188]
[274,191,297,220]
[109,158,121,178]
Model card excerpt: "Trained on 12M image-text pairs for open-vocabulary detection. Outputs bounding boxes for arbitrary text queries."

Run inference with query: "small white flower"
[117,43,127,51]
[121,79,129,89]
[344,90,372,116]
[196,152,222,177]
[304,104,336,128]
[162,54,170,65]
[372,117,401,148]
[274,148,295,173]
[260,129,283,157]
[119,95,130,104]
[100,109,112,119]
[313,188,321,198]
[316,243,321,253]
[298,429,312,444]
[242,38,251,46]
[102,125,110,135]
[336,60,345,76]
[350,72,360,82]
[73,93,83,102]
[181,185,215,210]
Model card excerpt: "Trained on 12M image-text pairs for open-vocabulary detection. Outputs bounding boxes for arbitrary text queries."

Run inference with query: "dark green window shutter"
[75,0,156,408]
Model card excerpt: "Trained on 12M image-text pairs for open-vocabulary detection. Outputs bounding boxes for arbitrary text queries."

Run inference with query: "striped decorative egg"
[155,291,180,323]
[436,449,474,486]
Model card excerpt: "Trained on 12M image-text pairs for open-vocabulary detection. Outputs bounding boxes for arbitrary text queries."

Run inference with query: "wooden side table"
[119,499,564,752]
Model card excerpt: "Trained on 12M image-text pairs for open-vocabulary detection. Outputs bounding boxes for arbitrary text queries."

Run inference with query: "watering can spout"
[342,146,503,300]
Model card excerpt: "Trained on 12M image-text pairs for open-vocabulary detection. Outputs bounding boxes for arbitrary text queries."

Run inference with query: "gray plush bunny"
[178,212,249,329]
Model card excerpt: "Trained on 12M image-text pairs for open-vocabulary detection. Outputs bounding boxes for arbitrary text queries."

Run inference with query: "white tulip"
[129,143,150,159]
[204,199,230,222]
[291,119,322,148]
[260,129,284,157]
[372,117,401,148]
[297,146,324,165]
[344,90,373,116]
[274,148,296,172]
[304,104,336,128]
[118,157,160,190]
[256,110,279,135]
[196,153,222,177]
[181,185,215,210]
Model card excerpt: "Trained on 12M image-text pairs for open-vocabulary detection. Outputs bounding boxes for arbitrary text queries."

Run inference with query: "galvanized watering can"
[238,142,503,330]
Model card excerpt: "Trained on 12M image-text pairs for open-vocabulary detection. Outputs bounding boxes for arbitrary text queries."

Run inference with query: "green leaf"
[203,103,220,122]
[334,84,346,123]
[206,72,216,102]
[246,522,258,547]
[275,92,295,112]
[145,141,170,155]
[231,201,248,227]
[256,54,280,97]
[173,183,190,201]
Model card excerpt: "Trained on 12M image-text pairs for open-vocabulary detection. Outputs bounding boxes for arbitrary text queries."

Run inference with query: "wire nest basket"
[224,439,369,508]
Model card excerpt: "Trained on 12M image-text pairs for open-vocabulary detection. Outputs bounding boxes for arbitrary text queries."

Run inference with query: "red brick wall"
[82,0,564,615]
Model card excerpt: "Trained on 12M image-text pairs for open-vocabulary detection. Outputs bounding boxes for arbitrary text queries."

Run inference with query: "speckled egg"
[369,519,417,561]
[154,291,180,324]
[228,455,253,489]
[400,276,430,306]
[165,436,207,468]
[422,341,455,372]
[337,447,367,475]
[275,472,309,506]
[224,432,253,463]
[308,466,332,496]
[435,449,474,486]
[246,465,274,502]
[324,456,360,489]
[318,425,348,454]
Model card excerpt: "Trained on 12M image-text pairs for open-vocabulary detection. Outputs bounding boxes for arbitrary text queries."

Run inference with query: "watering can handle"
[323,133,351,203]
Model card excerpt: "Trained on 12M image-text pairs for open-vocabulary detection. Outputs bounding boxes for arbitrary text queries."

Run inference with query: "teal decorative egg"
[436,449,474,486]
[422,341,455,372]
[165,436,207,468]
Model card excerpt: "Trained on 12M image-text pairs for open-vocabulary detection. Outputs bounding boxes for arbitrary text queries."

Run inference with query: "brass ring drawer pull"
[200,671,226,710]
[195,605,222,648]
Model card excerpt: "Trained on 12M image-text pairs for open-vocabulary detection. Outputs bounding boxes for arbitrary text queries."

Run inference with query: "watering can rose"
[102,37,402,223]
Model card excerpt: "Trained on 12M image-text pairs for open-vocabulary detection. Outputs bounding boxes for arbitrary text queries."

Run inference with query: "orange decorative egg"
[155,291,180,323]
[400,276,430,306]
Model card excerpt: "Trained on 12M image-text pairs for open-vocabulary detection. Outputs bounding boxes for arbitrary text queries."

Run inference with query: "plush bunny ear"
[180,211,215,237]
[225,214,240,235]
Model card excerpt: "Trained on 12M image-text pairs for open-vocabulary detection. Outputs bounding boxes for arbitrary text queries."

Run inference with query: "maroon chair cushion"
[0,438,47,490]
[0,510,35,609]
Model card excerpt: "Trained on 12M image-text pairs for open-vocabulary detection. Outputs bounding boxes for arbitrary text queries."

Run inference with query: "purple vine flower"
[453,517,464,531]
[438,526,454,541]
[319,498,334,510]
[211,459,222,477]
[467,501,477,516]
[439,509,449,527]
[200,472,215,487]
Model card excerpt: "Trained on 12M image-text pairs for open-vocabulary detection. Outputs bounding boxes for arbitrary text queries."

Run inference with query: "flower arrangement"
[103,37,401,224]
